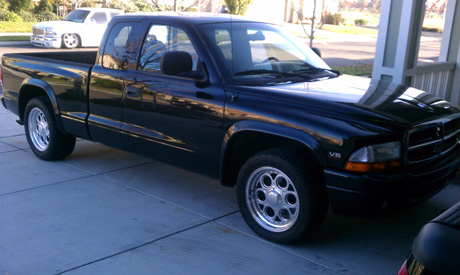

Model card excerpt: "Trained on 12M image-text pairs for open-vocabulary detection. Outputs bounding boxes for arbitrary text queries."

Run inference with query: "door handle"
[125,87,139,98]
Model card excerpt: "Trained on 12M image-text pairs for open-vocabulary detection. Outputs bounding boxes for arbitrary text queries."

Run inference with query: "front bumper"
[30,35,61,48]
[324,145,460,217]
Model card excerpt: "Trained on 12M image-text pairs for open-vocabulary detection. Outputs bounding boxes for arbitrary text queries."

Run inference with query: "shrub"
[37,11,60,22]
[0,11,23,22]
[134,0,151,12]
[422,26,443,33]
[354,18,368,26]
[323,13,344,25]
[18,10,37,22]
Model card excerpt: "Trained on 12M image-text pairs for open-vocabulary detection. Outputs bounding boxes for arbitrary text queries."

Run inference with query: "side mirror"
[311,47,321,58]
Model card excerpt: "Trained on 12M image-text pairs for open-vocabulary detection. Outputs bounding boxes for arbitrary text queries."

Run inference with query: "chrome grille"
[406,117,460,164]
[33,27,45,36]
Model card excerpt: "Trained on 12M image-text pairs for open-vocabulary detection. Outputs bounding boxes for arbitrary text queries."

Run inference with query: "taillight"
[398,260,409,275]
[0,66,3,86]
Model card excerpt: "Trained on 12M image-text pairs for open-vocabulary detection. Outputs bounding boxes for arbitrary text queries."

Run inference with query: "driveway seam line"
[56,211,240,274]
[213,218,346,274]
[0,174,95,197]
[57,159,155,176]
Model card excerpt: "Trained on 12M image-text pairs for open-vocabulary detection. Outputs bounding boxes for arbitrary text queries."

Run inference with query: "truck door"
[122,24,225,177]
[88,21,140,148]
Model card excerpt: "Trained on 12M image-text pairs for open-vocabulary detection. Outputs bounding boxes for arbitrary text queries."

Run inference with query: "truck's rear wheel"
[62,33,79,49]
[24,97,76,160]
[236,149,328,244]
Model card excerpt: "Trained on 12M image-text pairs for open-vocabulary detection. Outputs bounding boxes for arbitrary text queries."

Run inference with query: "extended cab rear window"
[102,22,140,70]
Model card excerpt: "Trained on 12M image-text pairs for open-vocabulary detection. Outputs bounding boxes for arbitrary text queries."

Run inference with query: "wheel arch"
[220,120,327,187]
[18,79,66,133]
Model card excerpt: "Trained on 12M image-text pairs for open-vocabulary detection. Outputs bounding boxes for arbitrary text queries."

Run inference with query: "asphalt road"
[0,37,442,68]
[314,39,441,67]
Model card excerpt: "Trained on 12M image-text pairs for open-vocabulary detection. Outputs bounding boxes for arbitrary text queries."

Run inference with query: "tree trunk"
[310,0,317,48]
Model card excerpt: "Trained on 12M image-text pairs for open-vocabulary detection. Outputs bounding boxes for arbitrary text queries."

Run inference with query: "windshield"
[197,22,336,86]
[64,10,90,23]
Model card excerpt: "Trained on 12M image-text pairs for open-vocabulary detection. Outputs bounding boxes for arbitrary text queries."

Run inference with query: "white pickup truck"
[30,8,123,49]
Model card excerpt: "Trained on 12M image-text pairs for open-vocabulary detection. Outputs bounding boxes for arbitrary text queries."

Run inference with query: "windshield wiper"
[234,69,312,80]
[293,67,341,76]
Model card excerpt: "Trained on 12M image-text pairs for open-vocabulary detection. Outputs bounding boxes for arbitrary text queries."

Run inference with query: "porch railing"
[413,61,456,100]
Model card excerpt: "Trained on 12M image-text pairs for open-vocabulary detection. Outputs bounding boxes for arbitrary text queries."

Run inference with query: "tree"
[226,0,253,15]
[9,0,33,13]
[143,0,201,12]
[355,0,366,11]
[36,0,53,13]
[0,0,9,11]
[367,0,381,13]
[295,0,324,48]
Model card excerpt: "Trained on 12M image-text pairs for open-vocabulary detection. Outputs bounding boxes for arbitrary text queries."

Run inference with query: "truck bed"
[11,51,98,65]
[1,51,98,139]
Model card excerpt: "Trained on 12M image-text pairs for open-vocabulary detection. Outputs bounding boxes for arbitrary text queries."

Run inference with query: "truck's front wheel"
[24,97,76,160]
[62,33,79,49]
[236,149,328,244]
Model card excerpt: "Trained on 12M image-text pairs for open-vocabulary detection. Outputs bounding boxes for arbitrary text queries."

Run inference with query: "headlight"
[345,141,402,172]
[45,28,56,36]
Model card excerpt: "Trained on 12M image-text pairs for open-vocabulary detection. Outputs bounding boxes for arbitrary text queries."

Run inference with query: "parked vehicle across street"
[2,13,460,244]
[30,7,123,49]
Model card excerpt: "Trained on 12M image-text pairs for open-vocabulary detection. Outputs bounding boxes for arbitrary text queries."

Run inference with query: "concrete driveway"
[1,101,459,274]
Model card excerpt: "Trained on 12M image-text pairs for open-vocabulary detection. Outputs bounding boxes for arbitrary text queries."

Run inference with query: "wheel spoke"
[246,167,300,232]
[28,107,50,152]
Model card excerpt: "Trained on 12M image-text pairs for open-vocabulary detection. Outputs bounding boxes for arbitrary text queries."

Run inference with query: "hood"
[238,75,459,126]
[33,21,82,32]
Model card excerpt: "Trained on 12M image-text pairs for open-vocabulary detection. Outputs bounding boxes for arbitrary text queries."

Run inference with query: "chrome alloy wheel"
[28,107,50,152]
[245,167,300,232]
[63,33,78,48]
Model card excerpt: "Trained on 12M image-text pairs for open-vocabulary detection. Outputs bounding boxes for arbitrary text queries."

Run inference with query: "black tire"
[24,97,76,160]
[62,33,79,49]
[236,149,328,244]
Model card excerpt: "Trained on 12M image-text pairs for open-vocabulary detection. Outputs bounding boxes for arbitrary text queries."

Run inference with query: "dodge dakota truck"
[2,13,460,244]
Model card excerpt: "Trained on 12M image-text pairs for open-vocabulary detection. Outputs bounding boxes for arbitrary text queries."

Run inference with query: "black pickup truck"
[2,13,460,243]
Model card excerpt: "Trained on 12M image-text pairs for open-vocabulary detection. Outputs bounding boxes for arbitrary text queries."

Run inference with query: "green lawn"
[0,21,35,33]
[322,24,378,35]
[0,35,29,41]
[332,63,373,77]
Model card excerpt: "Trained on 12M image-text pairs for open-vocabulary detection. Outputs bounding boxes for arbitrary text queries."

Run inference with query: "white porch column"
[372,0,426,86]
[439,0,460,106]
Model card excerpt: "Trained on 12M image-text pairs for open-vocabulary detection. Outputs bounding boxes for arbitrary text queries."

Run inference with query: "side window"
[102,22,139,70]
[90,12,107,24]
[139,25,198,73]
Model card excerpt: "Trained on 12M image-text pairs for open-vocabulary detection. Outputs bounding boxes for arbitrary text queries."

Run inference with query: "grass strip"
[332,63,373,77]
[0,35,30,41]
[322,24,378,35]
[0,21,35,33]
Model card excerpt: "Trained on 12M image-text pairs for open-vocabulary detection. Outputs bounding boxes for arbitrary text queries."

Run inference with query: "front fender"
[219,120,328,187]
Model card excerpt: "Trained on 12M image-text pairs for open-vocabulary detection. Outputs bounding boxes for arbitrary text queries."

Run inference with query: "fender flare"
[19,78,67,134]
[220,120,328,185]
